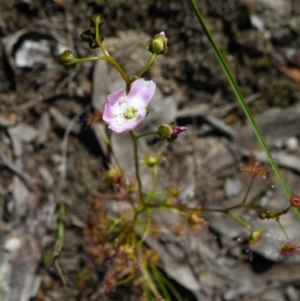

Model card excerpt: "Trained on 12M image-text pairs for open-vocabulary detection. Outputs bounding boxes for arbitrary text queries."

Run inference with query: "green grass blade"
[188,0,300,219]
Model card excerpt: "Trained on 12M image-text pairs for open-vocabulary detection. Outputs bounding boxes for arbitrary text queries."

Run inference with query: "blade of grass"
[139,256,161,298]
[151,267,172,301]
[188,0,300,219]
[151,267,184,301]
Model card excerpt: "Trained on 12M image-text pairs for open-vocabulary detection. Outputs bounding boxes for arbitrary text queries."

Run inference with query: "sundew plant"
[56,1,300,300]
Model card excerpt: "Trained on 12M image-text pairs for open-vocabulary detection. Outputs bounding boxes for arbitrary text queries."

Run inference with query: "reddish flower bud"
[290,196,300,208]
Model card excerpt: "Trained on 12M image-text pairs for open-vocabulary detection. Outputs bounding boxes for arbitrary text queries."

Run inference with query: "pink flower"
[158,123,187,142]
[171,125,187,135]
[103,78,156,133]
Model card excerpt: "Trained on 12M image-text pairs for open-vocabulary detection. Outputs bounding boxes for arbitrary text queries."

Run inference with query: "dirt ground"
[1,0,300,301]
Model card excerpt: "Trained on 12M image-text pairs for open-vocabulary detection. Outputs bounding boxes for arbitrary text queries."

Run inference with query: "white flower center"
[114,97,141,126]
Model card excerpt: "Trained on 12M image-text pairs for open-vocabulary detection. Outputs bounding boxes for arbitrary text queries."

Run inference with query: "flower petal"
[128,78,156,106]
[107,89,128,115]
[107,88,126,105]
[102,102,114,122]
[172,125,187,135]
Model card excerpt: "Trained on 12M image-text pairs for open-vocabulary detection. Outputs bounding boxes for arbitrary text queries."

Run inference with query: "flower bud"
[258,212,266,219]
[187,211,207,227]
[57,50,78,71]
[170,187,180,197]
[158,122,187,142]
[158,124,173,141]
[290,196,300,208]
[147,31,168,55]
[80,30,94,42]
[88,41,100,49]
[122,244,134,255]
[90,14,105,28]
[144,155,159,168]
[80,30,103,48]
[103,166,122,183]
[240,161,267,178]
[258,210,274,219]
[249,229,263,245]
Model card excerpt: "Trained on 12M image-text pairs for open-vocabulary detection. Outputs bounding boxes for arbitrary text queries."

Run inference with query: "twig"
[8,89,69,111]
[0,149,36,184]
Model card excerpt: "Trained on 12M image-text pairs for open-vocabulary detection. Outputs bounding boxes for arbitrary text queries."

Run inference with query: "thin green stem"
[105,210,133,235]
[188,0,300,220]
[201,181,265,212]
[108,56,130,85]
[240,204,265,212]
[227,211,251,231]
[136,54,157,78]
[151,166,158,196]
[76,57,103,63]
[137,208,152,246]
[139,255,160,298]
[92,27,130,85]
[126,82,131,94]
[130,131,144,203]
[142,191,166,203]
[241,176,255,205]
[136,131,159,140]
[276,218,290,240]
[201,203,260,214]
[94,23,110,56]
[116,274,134,286]
[77,56,129,84]
[151,267,172,301]
[151,267,184,301]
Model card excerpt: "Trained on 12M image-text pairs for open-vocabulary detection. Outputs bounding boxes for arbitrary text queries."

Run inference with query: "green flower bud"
[144,155,159,168]
[158,122,187,142]
[90,14,105,28]
[80,30,103,49]
[57,50,78,71]
[249,229,264,245]
[80,30,95,42]
[158,124,173,141]
[147,31,168,55]
[258,212,266,219]
[170,187,180,197]
[88,42,98,49]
